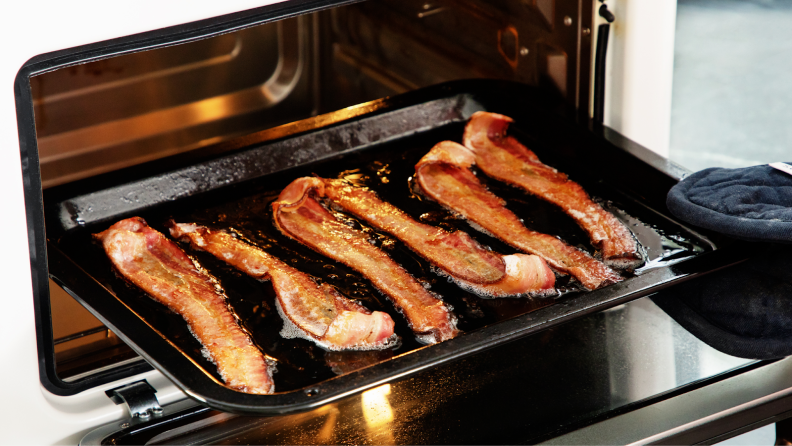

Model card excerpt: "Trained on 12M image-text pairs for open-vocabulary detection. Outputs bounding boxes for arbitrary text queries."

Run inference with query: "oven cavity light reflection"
[361,384,396,444]
[361,384,394,430]
[315,405,340,444]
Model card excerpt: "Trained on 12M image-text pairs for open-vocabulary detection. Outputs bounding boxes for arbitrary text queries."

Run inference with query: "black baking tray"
[44,80,750,415]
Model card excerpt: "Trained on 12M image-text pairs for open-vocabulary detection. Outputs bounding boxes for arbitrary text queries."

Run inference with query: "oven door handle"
[593,2,615,124]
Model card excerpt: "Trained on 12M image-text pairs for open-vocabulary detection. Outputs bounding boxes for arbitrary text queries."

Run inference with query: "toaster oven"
[6,0,792,444]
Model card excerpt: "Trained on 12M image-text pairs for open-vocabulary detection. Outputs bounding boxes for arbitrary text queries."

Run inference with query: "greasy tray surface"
[46,81,729,414]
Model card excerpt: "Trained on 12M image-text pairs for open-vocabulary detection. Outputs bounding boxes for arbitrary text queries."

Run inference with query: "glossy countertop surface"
[113,295,755,445]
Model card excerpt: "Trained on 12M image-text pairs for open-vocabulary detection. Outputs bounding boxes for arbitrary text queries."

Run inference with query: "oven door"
[80,292,781,445]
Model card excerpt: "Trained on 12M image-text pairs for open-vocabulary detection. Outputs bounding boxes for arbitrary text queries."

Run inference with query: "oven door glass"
[82,296,757,445]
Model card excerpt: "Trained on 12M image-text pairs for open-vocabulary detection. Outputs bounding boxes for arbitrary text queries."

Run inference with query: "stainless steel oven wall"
[318,0,592,114]
[32,0,592,190]
[32,16,313,188]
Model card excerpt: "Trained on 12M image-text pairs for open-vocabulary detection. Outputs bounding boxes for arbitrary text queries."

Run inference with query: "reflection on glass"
[362,384,394,427]
[605,298,754,407]
[362,383,395,443]
[316,405,340,444]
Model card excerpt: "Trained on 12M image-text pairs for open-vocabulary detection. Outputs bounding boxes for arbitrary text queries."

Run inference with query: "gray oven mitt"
[666,163,792,243]
[657,163,792,359]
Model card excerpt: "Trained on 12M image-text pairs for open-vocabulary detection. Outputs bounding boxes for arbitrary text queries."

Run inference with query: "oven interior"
[34,0,622,395]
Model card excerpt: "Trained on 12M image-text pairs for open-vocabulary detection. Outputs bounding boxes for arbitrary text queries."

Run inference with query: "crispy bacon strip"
[168,223,396,351]
[415,141,622,290]
[273,178,459,344]
[463,111,643,269]
[94,217,274,394]
[319,178,555,297]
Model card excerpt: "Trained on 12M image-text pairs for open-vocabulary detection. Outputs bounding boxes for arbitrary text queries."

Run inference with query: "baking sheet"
[45,80,740,414]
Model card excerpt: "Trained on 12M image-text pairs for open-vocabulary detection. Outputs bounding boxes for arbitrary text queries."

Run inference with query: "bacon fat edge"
[463,111,643,270]
[319,178,555,297]
[415,141,622,290]
[168,223,397,351]
[94,217,274,394]
[272,177,459,344]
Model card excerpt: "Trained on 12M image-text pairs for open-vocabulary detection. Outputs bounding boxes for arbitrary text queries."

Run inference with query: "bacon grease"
[272,178,460,344]
[415,141,622,290]
[168,223,397,351]
[463,111,643,269]
[319,179,555,297]
[94,217,274,394]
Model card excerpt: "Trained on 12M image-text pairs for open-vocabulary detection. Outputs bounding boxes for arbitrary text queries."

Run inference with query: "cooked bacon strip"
[415,141,622,290]
[318,178,555,297]
[273,178,459,344]
[463,111,643,269]
[168,223,396,351]
[94,217,274,394]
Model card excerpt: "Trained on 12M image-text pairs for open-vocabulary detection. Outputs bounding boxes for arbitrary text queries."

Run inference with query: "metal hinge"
[106,380,163,419]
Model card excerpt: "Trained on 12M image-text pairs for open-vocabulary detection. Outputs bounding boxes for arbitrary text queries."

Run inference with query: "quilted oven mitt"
[652,164,792,359]
[666,163,792,243]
